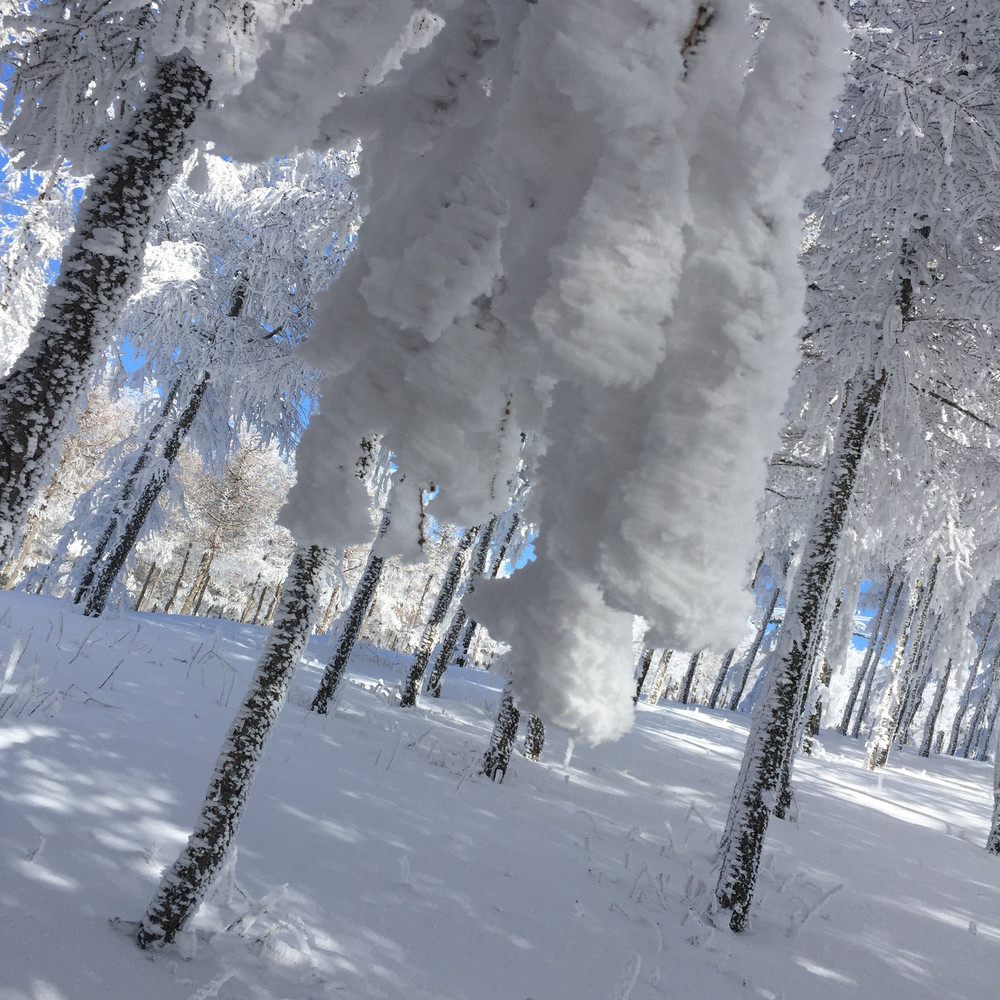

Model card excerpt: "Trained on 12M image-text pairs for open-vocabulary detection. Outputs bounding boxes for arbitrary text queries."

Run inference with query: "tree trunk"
[646,650,673,704]
[523,715,545,762]
[163,542,194,614]
[310,510,391,714]
[866,573,924,770]
[136,543,328,948]
[849,577,905,739]
[181,548,215,616]
[947,611,997,755]
[426,516,497,698]
[838,570,895,734]
[919,657,952,758]
[897,614,941,747]
[678,649,701,705]
[708,647,737,710]
[481,679,520,781]
[728,584,782,712]
[961,647,1000,758]
[134,560,159,612]
[82,372,210,616]
[714,369,885,933]
[634,647,655,705]
[0,54,211,567]
[400,526,478,707]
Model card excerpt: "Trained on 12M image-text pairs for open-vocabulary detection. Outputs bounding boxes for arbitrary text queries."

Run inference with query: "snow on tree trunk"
[634,648,655,705]
[426,515,496,698]
[523,715,545,763]
[714,370,886,933]
[136,542,328,948]
[646,651,673,706]
[400,526,478,708]
[866,578,923,770]
[897,616,941,747]
[728,585,782,712]
[310,509,391,715]
[961,648,1000,758]
[481,678,520,782]
[0,54,211,567]
[82,372,210,617]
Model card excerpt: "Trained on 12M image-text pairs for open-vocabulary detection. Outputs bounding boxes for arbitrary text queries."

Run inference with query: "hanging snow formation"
[206,0,848,742]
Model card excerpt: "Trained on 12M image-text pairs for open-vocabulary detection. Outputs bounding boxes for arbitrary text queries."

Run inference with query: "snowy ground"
[0,590,996,1000]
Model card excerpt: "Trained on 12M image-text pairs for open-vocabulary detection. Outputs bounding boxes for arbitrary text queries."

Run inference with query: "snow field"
[0,591,997,1000]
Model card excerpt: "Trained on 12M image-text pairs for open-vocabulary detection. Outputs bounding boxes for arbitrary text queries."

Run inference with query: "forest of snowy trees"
[3,0,1000,961]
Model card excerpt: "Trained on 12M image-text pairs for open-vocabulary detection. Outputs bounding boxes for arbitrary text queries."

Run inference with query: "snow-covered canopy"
[202,0,848,742]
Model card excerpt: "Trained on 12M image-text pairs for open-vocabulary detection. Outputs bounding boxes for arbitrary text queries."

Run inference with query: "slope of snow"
[0,591,996,1000]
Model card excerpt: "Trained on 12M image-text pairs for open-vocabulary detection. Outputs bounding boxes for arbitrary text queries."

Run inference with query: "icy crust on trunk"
[213,1,847,742]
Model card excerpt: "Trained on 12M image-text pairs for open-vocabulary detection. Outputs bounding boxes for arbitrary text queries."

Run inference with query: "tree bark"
[849,577,905,739]
[919,657,952,757]
[310,509,391,714]
[0,54,211,567]
[399,526,478,707]
[523,715,545,762]
[481,679,520,781]
[634,647,655,705]
[426,516,497,698]
[987,734,1000,855]
[136,543,328,948]
[708,647,737,710]
[946,611,996,755]
[646,650,673,705]
[678,649,701,705]
[714,370,885,933]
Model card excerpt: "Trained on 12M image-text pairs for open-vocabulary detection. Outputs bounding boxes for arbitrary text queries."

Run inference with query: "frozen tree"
[136,542,328,948]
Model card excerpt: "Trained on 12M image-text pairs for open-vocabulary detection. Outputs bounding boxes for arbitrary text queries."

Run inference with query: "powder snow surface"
[0,593,996,1000]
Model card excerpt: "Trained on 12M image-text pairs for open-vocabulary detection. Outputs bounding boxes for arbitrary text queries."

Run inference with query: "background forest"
[1,0,1000,997]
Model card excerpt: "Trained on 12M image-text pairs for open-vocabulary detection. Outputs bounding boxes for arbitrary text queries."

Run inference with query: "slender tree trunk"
[0,54,211,567]
[82,372,210,616]
[866,575,924,770]
[481,679,520,781]
[838,570,895,734]
[634,648,655,705]
[708,647,737,710]
[400,526,478,707]
[729,585,782,712]
[426,516,497,698]
[136,543,328,948]
[311,510,391,714]
[646,650,673,704]
[947,611,997,755]
[897,614,941,747]
[987,733,1000,855]
[919,658,952,757]
[961,647,1000,758]
[678,650,701,705]
[850,578,905,739]
[74,379,182,605]
[714,369,885,933]
[163,542,194,614]
[523,715,545,761]
[134,560,159,612]
[181,548,215,616]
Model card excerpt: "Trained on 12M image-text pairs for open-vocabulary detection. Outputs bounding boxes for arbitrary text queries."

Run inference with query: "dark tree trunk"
[426,516,497,698]
[987,738,1000,855]
[136,543,328,948]
[0,54,211,567]
[678,649,701,705]
[708,647,737,710]
[920,657,952,757]
[481,679,520,781]
[961,648,1000,759]
[400,526,478,707]
[714,370,885,933]
[646,650,673,704]
[947,611,997,755]
[310,510,391,714]
[163,542,194,614]
[523,715,545,761]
